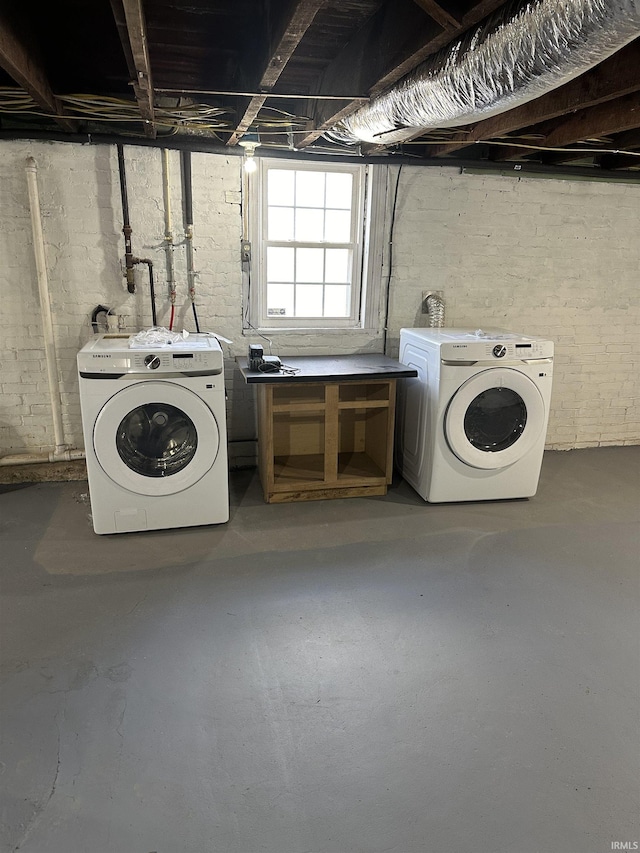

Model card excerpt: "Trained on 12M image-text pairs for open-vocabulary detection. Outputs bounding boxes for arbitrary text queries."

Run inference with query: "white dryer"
[397,328,554,502]
[78,334,229,534]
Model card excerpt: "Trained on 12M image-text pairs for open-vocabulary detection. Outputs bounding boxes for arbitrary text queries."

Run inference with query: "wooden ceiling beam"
[411,0,462,30]
[0,10,76,132]
[610,127,640,150]
[296,0,506,149]
[110,0,156,138]
[486,141,544,162]
[536,147,638,170]
[489,92,640,162]
[110,0,136,83]
[426,38,640,157]
[540,91,640,148]
[227,0,326,146]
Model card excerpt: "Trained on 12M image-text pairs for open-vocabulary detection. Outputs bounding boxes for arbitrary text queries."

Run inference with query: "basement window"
[244,159,382,332]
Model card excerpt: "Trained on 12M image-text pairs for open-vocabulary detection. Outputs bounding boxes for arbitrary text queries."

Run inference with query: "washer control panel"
[78,334,224,375]
[131,351,219,372]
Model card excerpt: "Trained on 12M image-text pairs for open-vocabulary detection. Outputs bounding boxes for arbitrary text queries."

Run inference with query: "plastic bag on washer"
[129,327,188,348]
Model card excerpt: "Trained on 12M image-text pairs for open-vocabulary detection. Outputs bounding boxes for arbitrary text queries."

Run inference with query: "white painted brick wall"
[386,167,640,449]
[0,140,381,465]
[1,143,638,463]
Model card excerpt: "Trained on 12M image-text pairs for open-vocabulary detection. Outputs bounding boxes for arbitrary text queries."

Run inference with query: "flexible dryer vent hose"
[426,294,445,328]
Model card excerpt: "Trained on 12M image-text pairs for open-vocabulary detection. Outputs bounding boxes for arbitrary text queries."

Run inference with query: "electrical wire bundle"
[0,88,311,139]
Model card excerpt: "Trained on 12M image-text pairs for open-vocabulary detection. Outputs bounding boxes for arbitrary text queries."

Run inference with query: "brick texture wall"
[0,141,638,462]
[386,167,640,449]
[0,140,381,466]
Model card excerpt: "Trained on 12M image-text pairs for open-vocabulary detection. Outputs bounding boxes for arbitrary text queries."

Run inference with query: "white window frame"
[244,158,384,333]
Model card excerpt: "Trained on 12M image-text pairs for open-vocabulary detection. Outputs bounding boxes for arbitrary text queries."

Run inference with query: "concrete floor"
[1,448,638,853]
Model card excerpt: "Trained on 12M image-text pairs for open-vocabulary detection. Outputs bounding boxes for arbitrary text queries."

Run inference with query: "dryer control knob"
[493,344,507,358]
[144,354,161,370]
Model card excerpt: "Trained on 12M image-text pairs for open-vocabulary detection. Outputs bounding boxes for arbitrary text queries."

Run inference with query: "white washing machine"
[397,328,554,502]
[78,334,229,534]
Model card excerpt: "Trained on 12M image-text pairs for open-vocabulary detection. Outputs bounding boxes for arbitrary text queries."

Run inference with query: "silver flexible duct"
[329,0,640,146]
[426,294,445,328]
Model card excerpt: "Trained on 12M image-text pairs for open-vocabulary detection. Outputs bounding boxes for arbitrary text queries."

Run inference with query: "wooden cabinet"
[238,353,417,504]
[257,379,396,503]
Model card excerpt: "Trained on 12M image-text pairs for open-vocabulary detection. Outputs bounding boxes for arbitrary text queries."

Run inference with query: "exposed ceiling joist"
[297,0,505,150]
[0,0,638,175]
[110,0,156,138]
[535,144,639,170]
[227,0,326,146]
[544,92,640,147]
[490,92,640,162]
[608,127,640,150]
[411,0,462,30]
[425,39,640,158]
[372,0,507,97]
[0,10,76,132]
[227,95,266,147]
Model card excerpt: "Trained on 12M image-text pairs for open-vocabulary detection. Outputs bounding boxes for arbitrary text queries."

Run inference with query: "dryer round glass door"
[445,368,545,470]
[93,381,220,496]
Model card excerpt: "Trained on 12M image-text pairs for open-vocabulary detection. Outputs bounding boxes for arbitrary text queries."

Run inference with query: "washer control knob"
[144,354,161,370]
[492,344,507,358]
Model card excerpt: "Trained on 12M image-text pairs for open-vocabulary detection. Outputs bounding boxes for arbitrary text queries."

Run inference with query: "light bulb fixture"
[239,130,261,174]
[243,156,258,173]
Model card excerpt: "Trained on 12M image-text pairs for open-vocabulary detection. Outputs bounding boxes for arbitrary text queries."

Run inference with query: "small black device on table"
[248,344,281,372]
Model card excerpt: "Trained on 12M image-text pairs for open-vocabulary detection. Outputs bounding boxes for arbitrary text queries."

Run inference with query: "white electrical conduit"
[161,149,176,308]
[0,158,86,467]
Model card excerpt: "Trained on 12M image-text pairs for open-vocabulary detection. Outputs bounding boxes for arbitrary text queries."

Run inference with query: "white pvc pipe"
[25,156,67,456]
[162,148,172,238]
[0,450,86,467]
[185,224,196,301]
[161,149,176,304]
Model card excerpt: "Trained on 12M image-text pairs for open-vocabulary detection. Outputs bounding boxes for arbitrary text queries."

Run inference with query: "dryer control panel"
[441,335,553,362]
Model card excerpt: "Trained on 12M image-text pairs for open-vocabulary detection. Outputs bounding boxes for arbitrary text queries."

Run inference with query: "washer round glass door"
[445,368,545,470]
[93,382,220,495]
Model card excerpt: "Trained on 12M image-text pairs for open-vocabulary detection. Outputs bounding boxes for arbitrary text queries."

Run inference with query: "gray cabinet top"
[237,353,417,384]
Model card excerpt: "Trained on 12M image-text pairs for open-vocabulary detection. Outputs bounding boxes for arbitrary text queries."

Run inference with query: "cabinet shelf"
[273,384,325,406]
[338,452,386,481]
[337,399,389,410]
[272,402,327,413]
[273,453,325,485]
[338,382,389,402]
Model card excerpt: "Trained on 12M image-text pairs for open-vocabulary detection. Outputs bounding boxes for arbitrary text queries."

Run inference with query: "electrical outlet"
[241,240,251,263]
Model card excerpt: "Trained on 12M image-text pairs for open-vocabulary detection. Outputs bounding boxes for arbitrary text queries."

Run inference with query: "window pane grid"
[267,283,350,318]
[267,169,354,247]
[260,163,363,325]
[266,242,353,316]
